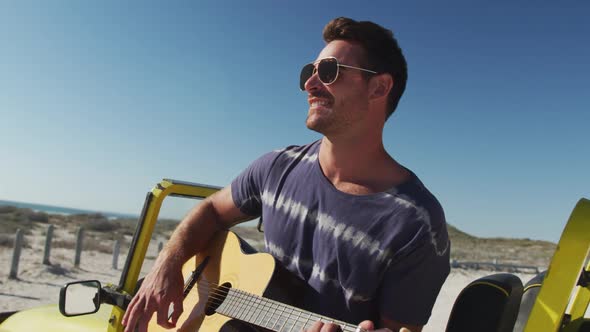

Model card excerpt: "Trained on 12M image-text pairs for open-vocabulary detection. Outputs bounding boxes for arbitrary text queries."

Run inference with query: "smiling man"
[122,17,450,332]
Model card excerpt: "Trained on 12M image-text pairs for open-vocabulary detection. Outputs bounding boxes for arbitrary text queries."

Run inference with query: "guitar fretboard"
[215,288,359,332]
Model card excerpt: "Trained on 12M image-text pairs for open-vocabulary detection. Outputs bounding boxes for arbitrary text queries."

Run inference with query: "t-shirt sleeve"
[231,150,279,216]
[378,217,451,326]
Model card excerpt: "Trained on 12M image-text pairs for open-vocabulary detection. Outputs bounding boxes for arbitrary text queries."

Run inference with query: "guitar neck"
[216,288,359,332]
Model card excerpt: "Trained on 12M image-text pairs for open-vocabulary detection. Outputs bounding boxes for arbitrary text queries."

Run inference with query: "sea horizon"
[0,199,139,220]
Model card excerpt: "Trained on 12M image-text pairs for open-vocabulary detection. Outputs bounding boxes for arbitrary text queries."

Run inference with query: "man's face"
[303,40,372,136]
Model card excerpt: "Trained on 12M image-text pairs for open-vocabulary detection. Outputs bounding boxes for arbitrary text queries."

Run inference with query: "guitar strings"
[176,277,357,331]
[184,278,335,320]
[183,278,277,309]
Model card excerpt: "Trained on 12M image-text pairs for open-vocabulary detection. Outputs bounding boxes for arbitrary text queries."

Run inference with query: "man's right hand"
[121,262,185,332]
[120,186,247,332]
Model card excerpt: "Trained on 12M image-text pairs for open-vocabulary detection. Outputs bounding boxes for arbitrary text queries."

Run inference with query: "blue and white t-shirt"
[231,140,450,325]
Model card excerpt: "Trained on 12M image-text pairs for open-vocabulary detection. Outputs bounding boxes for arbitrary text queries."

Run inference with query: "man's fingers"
[122,295,140,326]
[305,321,324,332]
[323,322,343,332]
[170,298,184,324]
[123,297,145,332]
[156,301,175,328]
[137,316,149,332]
[358,320,374,331]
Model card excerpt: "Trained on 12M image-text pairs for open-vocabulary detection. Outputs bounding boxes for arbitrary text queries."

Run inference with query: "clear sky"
[1,2,588,242]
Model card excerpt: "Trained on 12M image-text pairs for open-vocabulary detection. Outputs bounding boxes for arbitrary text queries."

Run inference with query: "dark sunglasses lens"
[318,58,338,85]
[300,64,315,90]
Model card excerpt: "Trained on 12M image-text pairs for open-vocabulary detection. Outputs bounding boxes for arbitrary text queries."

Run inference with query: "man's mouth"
[311,100,329,107]
[309,98,332,108]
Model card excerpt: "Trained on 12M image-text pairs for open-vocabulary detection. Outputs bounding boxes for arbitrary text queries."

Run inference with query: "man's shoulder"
[264,140,321,163]
[275,140,320,154]
[245,140,321,175]
[381,174,447,234]
[392,172,443,212]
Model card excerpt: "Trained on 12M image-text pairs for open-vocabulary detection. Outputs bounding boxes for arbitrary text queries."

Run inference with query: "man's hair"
[323,17,407,119]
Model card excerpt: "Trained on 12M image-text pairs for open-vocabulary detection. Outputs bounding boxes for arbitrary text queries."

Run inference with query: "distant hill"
[446,224,556,268]
[0,205,556,268]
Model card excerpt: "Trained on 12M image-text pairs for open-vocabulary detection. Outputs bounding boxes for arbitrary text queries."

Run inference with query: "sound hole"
[205,282,231,316]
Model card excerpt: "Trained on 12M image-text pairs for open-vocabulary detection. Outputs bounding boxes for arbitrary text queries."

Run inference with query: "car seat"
[446,273,524,332]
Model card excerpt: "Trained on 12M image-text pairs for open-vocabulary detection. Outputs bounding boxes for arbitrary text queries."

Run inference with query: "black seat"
[512,271,546,332]
[446,273,524,332]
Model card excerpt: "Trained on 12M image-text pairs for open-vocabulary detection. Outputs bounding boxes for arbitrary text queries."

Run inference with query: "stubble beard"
[307,104,369,141]
[306,107,334,134]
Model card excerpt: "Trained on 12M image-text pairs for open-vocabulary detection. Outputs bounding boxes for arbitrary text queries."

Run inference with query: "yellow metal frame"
[106,179,220,332]
[524,198,590,332]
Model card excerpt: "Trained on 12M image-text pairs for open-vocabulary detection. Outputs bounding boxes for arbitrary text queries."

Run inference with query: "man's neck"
[318,136,409,195]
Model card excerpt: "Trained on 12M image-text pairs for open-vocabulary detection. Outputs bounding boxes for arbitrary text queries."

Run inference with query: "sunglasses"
[299,57,377,91]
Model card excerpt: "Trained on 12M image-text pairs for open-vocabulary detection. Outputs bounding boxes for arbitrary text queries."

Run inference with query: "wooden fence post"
[43,224,54,265]
[74,227,84,267]
[9,229,23,279]
[112,240,120,270]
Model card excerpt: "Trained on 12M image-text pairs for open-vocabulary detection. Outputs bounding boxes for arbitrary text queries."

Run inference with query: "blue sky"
[1,2,588,242]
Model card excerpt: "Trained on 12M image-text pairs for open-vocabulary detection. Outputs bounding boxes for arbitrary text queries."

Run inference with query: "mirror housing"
[59,280,133,318]
[59,280,102,317]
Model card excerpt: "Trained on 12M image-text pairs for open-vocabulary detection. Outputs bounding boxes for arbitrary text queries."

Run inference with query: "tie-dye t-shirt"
[231,140,450,325]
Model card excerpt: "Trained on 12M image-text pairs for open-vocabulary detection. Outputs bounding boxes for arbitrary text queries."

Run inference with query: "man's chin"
[306,117,329,134]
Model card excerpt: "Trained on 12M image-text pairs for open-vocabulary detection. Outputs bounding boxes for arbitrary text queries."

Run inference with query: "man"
[122,17,450,332]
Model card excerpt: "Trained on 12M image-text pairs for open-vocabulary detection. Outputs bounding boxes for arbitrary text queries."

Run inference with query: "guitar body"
[147,231,308,332]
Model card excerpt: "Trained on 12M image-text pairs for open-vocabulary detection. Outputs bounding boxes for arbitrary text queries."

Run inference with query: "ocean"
[0,199,138,220]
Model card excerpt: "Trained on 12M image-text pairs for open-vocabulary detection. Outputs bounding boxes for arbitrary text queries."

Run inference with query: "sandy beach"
[0,228,537,331]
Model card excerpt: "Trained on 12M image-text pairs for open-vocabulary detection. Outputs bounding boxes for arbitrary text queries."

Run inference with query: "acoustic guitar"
[147,230,364,332]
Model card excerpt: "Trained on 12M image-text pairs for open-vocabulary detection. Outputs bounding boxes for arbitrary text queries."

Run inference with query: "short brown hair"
[323,17,407,119]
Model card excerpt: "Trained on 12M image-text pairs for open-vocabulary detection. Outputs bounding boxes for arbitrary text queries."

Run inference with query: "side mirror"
[59,280,102,317]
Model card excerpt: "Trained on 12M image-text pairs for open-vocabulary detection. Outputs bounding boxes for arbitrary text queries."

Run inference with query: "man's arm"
[121,186,252,332]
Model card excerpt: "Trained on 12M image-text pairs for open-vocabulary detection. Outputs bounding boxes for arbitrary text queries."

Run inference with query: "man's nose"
[304,71,323,92]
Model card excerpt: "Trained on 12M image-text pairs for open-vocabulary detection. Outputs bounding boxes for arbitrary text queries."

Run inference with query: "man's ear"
[369,73,394,100]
